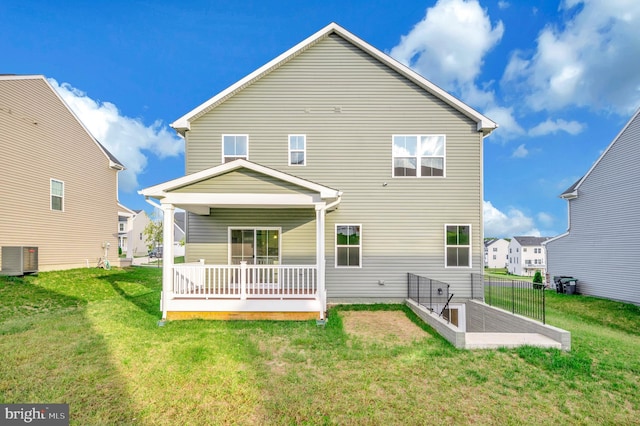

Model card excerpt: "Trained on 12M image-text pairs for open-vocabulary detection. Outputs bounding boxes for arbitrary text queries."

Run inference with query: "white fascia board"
[170,22,497,136]
[543,232,569,246]
[162,192,322,207]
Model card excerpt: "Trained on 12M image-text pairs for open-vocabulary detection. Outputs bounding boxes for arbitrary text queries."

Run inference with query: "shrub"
[533,270,543,284]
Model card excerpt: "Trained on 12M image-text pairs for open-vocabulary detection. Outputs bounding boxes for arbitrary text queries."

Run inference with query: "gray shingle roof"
[513,236,551,246]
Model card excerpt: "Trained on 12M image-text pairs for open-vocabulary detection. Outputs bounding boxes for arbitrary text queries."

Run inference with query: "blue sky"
[2,0,639,238]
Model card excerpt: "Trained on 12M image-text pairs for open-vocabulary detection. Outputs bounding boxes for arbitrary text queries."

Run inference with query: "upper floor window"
[392,135,445,177]
[50,179,64,211]
[492,247,497,252]
[289,135,306,166]
[445,225,470,267]
[336,225,361,268]
[119,222,126,232]
[222,135,248,162]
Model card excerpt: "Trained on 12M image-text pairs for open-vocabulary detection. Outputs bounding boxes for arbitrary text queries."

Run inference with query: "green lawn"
[1,268,639,425]
[485,267,535,282]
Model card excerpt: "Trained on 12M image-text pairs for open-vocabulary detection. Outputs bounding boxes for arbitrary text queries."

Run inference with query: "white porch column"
[161,203,175,320]
[316,204,326,320]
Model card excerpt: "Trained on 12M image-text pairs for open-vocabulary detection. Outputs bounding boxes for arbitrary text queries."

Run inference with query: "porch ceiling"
[168,192,330,215]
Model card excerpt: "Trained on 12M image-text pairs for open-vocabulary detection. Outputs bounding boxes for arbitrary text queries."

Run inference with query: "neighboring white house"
[484,238,509,269]
[508,236,550,276]
[118,203,136,255]
[118,207,153,257]
[545,108,640,305]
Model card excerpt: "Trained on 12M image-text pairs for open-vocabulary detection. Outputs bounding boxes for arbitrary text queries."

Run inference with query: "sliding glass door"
[230,228,280,265]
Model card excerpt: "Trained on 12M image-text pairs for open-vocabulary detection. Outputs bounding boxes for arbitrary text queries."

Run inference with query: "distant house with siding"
[0,75,124,272]
[139,23,497,320]
[545,108,640,305]
[508,236,549,277]
[484,238,509,269]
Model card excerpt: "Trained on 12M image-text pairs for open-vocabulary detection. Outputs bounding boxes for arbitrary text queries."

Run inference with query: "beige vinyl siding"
[186,209,317,265]
[0,77,120,271]
[173,169,317,196]
[183,34,483,300]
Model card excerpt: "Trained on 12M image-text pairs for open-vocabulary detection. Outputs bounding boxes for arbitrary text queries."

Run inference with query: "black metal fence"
[407,273,453,322]
[473,274,546,324]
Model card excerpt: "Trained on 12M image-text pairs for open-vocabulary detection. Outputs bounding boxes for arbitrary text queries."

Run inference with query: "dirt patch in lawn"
[340,311,430,345]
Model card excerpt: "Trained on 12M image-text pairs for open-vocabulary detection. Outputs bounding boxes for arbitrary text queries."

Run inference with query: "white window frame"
[392,134,446,178]
[288,134,306,166]
[444,224,471,268]
[222,134,249,163]
[119,222,125,232]
[335,224,362,268]
[50,179,64,212]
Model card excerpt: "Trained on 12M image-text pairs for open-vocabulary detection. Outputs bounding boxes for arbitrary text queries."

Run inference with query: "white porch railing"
[172,262,318,299]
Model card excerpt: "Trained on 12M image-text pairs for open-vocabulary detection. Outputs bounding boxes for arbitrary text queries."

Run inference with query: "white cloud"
[483,105,525,140]
[389,1,527,141]
[512,144,528,158]
[537,212,554,227]
[389,0,504,93]
[502,0,640,114]
[484,201,541,237]
[49,79,183,193]
[529,118,585,137]
[498,1,510,9]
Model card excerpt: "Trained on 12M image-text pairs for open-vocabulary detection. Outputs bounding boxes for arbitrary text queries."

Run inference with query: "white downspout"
[316,204,326,320]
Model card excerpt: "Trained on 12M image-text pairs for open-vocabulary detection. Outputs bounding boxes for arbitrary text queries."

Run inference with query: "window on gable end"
[222,135,248,162]
[51,179,64,211]
[289,135,306,166]
[393,135,445,177]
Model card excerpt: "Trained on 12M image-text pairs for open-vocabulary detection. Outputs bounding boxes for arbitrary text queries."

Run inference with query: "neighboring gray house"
[545,108,640,305]
[484,238,509,269]
[139,23,497,320]
[508,236,550,277]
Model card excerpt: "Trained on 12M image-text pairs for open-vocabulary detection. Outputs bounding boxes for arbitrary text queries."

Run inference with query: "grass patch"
[1,268,639,424]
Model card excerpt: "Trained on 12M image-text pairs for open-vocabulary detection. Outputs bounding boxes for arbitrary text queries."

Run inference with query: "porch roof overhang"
[138,159,342,214]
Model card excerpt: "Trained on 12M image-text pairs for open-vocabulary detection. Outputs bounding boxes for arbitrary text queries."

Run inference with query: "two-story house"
[484,238,509,269]
[0,75,124,272]
[544,108,640,305]
[507,236,550,277]
[139,23,497,320]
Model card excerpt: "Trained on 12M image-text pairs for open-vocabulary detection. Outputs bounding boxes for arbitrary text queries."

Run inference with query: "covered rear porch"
[139,159,342,320]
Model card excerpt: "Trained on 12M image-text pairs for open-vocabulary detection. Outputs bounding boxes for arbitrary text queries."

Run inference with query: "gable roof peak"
[171,23,497,136]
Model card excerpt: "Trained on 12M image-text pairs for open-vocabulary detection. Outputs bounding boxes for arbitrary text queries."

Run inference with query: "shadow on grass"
[97,267,162,319]
[0,275,138,423]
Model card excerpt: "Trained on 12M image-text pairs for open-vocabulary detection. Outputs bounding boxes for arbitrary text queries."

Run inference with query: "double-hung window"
[289,135,306,166]
[393,135,445,177]
[336,225,361,267]
[50,179,64,211]
[445,225,471,267]
[222,135,248,162]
